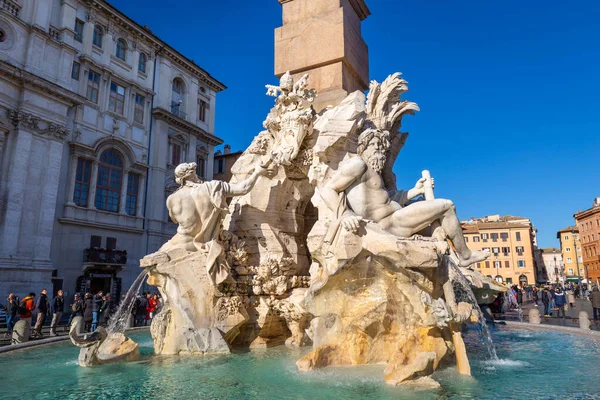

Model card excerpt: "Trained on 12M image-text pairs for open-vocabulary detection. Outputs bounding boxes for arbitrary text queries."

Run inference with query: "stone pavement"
[504,297,600,332]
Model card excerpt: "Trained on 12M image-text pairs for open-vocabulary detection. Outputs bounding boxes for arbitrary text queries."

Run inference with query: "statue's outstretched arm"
[226,165,272,197]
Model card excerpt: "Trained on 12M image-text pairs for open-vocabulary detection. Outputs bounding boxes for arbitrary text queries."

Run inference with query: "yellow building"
[462,215,538,286]
[556,226,583,279]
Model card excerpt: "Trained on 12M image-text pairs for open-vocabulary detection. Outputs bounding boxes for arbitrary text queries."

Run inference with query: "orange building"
[556,226,583,279]
[462,215,538,286]
[574,198,600,284]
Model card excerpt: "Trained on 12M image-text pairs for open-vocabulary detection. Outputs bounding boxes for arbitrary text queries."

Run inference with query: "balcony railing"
[0,0,20,17]
[84,248,128,264]
[170,104,187,120]
[48,25,60,41]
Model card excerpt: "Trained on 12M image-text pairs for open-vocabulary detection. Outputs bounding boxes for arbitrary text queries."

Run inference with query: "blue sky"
[112,0,600,248]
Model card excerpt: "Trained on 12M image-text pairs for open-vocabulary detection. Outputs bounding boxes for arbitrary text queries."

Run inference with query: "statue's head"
[357,129,390,174]
[174,162,200,185]
[279,71,294,93]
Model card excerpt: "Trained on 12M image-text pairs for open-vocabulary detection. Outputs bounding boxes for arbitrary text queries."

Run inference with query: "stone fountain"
[138,71,496,387]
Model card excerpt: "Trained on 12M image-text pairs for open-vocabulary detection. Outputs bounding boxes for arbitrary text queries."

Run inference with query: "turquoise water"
[1,326,600,399]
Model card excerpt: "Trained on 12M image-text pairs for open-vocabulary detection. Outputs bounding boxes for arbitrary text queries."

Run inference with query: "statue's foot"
[458,250,490,267]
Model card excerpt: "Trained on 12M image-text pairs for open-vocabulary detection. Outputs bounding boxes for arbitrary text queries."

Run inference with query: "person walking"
[542,287,553,317]
[33,288,50,338]
[3,294,18,337]
[91,291,103,331]
[532,286,539,306]
[18,292,36,332]
[67,293,83,328]
[83,293,93,332]
[591,286,600,325]
[146,293,157,325]
[49,290,64,336]
[135,293,148,327]
[100,294,112,326]
[554,287,567,319]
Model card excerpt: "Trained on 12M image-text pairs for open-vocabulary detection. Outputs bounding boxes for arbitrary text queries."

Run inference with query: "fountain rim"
[501,320,600,339]
[0,326,150,355]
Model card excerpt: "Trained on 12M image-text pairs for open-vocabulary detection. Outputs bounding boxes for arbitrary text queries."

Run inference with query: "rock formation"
[69,316,140,367]
[139,72,493,387]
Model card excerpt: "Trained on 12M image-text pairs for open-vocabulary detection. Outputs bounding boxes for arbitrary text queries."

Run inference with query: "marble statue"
[130,71,502,388]
[69,316,140,367]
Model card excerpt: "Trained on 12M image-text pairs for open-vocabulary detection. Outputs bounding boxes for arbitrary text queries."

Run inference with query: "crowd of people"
[501,282,600,324]
[2,289,163,340]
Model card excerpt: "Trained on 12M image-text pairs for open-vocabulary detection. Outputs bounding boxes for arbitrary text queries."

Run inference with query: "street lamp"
[554,256,559,283]
[572,228,585,294]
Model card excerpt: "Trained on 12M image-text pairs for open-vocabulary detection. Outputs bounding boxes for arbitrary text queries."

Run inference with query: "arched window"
[93,25,103,48]
[171,78,185,117]
[95,150,123,212]
[138,52,147,73]
[116,39,127,60]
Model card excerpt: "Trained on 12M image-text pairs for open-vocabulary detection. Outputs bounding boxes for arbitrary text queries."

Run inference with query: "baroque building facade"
[0,0,225,299]
[461,215,539,286]
[574,198,600,284]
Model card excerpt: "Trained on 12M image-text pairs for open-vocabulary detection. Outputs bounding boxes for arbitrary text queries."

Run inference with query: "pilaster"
[119,170,130,214]
[65,153,78,206]
[88,161,98,210]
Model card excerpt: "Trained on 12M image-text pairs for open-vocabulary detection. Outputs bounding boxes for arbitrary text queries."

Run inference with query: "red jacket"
[20,296,35,318]
[146,298,157,319]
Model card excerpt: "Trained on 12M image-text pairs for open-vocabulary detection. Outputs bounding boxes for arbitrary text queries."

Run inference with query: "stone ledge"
[0,326,150,354]
[503,320,600,338]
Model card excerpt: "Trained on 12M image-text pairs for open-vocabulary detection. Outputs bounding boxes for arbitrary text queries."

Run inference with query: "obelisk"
[274,0,370,111]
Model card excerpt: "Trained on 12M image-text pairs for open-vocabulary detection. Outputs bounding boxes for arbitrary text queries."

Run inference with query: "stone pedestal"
[275,0,370,111]
[12,319,31,344]
[579,311,591,330]
[529,307,541,324]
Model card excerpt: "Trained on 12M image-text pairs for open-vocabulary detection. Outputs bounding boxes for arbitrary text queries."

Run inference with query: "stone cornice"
[277,0,370,20]
[81,1,226,92]
[0,60,84,106]
[152,107,223,146]
[8,109,69,141]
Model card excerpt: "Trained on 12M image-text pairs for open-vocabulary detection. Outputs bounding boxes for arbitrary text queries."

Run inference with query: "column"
[82,15,95,55]
[65,154,78,206]
[119,170,129,214]
[34,140,64,262]
[88,161,98,210]
[130,49,140,81]
[102,30,114,65]
[1,129,33,257]
[136,175,146,217]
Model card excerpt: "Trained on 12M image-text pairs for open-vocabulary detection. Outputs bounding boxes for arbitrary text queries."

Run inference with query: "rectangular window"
[494,261,501,269]
[505,261,510,268]
[106,237,117,250]
[481,233,488,242]
[196,156,205,178]
[125,174,139,216]
[567,257,572,263]
[502,247,510,255]
[198,99,208,122]
[516,232,522,241]
[171,143,182,166]
[71,61,80,80]
[473,237,480,243]
[134,94,145,124]
[568,268,574,275]
[566,247,571,252]
[491,233,498,242]
[109,81,126,115]
[74,19,84,42]
[216,159,224,174]
[73,158,91,207]
[476,262,481,269]
[465,236,469,242]
[516,246,524,256]
[485,261,490,268]
[492,247,499,255]
[86,70,100,103]
[564,235,569,241]
[90,235,102,248]
[500,232,508,242]
[518,260,525,268]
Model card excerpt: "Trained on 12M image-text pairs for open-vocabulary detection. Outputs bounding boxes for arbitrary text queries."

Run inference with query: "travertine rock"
[69,316,140,367]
